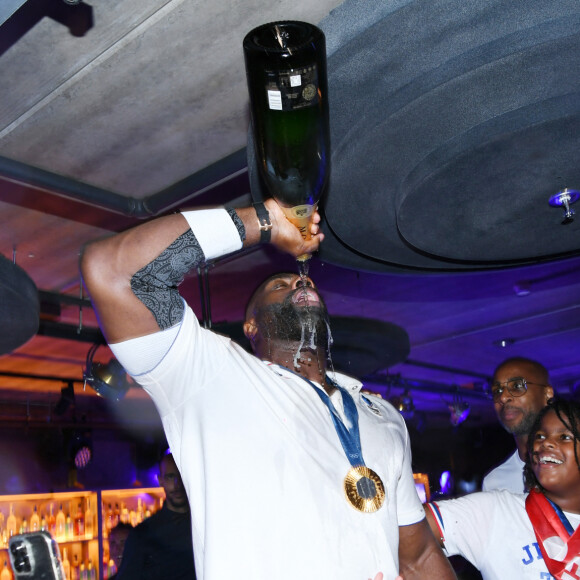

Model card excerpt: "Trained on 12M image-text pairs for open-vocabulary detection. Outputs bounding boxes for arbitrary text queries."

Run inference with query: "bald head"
[493,357,550,385]
[244,272,295,323]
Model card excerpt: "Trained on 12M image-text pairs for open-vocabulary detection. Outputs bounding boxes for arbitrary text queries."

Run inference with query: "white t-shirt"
[111,209,425,580]
[482,449,526,493]
[428,490,580,580]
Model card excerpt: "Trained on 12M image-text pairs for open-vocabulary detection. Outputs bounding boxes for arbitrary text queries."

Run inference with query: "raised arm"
[397,518,456,580]
[80,199,323,344]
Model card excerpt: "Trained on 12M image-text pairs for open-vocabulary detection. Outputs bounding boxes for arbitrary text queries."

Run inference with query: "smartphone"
[8,532,65,580]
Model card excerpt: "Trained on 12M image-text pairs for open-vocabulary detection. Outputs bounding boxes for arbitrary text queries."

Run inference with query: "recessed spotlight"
[549,188,579,225]
[513,281,531,296]
[493,338,515,348]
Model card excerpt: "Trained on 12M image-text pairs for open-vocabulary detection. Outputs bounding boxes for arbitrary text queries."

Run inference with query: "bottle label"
[280,204,317,241]
[265,65,319,111]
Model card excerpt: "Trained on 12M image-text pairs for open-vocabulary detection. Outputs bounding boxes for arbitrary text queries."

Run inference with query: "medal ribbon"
[308,378,366,468]
[525,489,580,579]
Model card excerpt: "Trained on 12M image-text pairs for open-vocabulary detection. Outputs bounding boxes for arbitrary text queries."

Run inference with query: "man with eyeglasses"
[482,357,554,493]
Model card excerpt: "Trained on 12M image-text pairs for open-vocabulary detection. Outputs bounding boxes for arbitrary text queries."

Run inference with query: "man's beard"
[255,294,331,352]
[166,494,189,512]
[501,406,539,436]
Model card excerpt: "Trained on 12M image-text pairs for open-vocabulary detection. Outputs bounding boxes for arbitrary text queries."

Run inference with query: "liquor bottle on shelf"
[71,555,80,580]
[129,505,137,528]
[113,503,120,528]
[29,505,40,532]
[48,503,56,537]
[6,505,16,539]
[0,560,12,580]
[62,548,71,580]
[79,561,86,580]
[55,504,66,541]
[105,556,117,579]
[243,20,331,264]
[87,559,96,580]
[84,498,93,540]
[120,503,129,525]
[40,511,47,532]
[65,512,72,541]
[105,503,113,534]
[137,498,144,524]
[73,503,84,539]
[19,518,28,535]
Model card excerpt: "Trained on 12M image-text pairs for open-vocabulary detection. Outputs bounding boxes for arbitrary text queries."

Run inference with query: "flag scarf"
[526,489,580,579]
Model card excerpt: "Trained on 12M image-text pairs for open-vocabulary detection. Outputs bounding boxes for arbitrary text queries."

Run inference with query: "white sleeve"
[110,323,181,376]
[428,492,497,562]
[396,425,427,526]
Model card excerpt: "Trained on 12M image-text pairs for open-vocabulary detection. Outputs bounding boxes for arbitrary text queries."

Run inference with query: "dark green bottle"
[243,21,330,255]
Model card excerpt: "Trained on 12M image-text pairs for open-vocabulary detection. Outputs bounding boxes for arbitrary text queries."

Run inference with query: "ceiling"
[0,0,579,436]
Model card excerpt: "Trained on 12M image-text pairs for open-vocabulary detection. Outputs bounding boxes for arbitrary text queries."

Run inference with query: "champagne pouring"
[243,20,331,281]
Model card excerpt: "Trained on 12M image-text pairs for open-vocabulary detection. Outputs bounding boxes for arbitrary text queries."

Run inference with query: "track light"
[69,430,92,469]
[449,392,470,426]
[390,389,415,420]
[549,188,579,225]
[83,343,131,401]
[54,381,75,416]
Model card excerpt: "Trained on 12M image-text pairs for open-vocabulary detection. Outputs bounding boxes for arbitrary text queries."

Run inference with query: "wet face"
[492,360,552,436]
[249,274,322,314]
[245,274,330,348]
[530,409,580,502]
[159,455,189,513]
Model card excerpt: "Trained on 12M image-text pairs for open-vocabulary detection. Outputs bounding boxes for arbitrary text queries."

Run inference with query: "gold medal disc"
[343,466,385,512]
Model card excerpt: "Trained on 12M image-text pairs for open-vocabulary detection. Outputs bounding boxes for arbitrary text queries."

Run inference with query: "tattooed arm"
[80,200,323,345]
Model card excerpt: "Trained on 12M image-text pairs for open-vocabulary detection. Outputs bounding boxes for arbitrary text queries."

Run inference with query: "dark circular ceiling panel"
[309,0,580,272]
[0,254,39,355]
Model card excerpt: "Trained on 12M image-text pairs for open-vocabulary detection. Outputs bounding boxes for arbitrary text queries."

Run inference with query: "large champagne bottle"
[243,21,330,261]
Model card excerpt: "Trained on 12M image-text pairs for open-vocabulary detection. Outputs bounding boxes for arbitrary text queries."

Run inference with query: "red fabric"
[525,490,580,580]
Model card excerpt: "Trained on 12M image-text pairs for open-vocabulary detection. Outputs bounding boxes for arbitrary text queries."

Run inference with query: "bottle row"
[101,495,163,537]
[0,494,166,548]
[0,496,96,548]
[0,489,165,579]
[61,548,98,580]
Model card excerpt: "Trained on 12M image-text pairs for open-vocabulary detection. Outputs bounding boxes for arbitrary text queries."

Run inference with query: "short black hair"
[110,522,133,535]
[524,398,580,491]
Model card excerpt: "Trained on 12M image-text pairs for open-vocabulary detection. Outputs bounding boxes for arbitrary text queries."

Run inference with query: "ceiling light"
[69,430,92,469]
[549,188,579,225]
[83,343,131,401]
[513,281,531,297]
[390,389,415,420]
[493,338,515,348]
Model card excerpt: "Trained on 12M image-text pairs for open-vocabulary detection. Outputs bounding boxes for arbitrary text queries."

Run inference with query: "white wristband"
[181,208,243,260]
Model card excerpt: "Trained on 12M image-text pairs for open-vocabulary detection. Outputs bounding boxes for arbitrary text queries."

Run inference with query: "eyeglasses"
[490,377,546,401]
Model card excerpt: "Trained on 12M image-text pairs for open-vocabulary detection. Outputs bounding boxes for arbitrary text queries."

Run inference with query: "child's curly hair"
[524,398,580,492]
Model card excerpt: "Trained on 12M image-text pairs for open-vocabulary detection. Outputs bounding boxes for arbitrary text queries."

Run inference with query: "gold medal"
[344,465,385,512]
